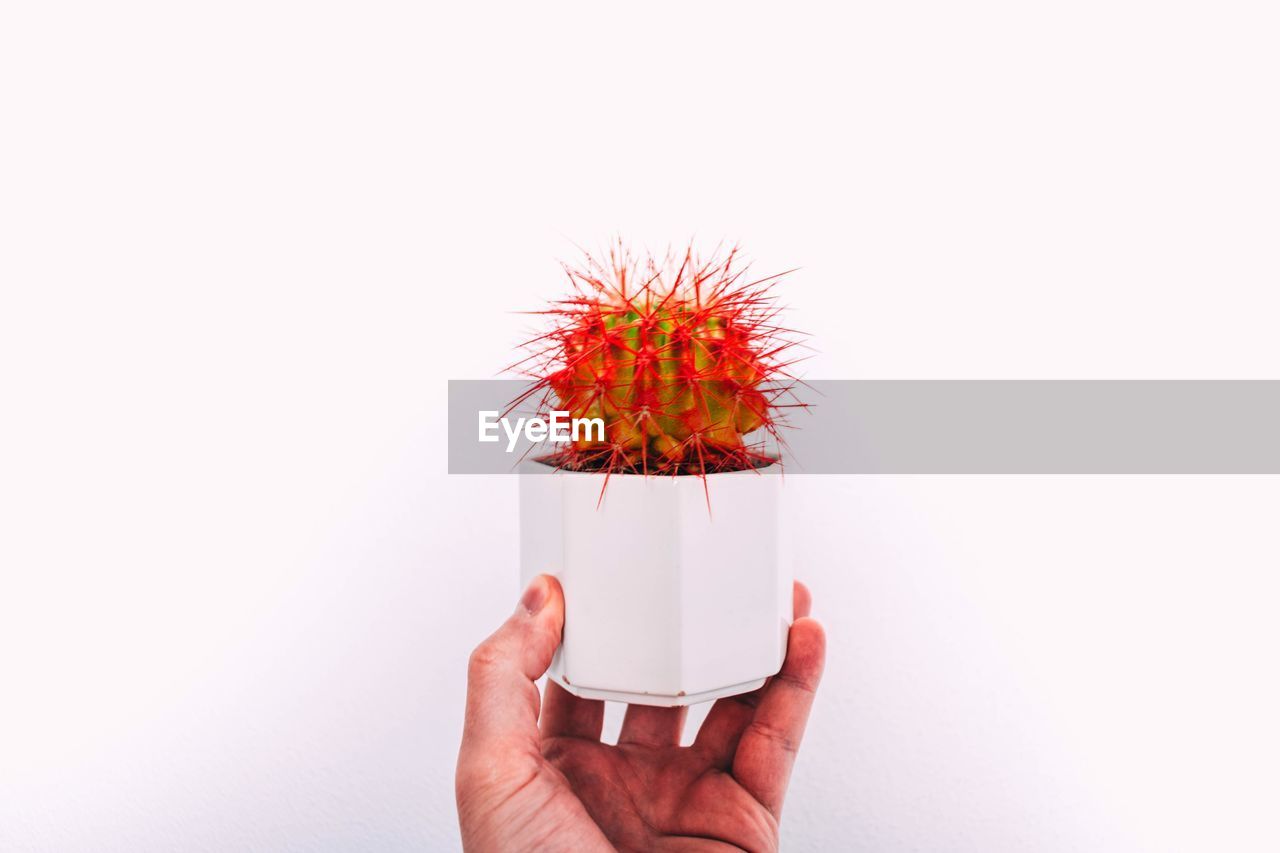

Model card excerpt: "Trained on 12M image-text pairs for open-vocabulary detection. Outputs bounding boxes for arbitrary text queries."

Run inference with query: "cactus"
[514,242,801,478]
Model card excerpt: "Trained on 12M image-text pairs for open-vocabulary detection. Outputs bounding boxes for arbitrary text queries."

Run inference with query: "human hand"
[455,575,826,852]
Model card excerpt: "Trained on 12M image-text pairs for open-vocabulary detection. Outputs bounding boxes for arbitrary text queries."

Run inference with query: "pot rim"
[524,456,780,479]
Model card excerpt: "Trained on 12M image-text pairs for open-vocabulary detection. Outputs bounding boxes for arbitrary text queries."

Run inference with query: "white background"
[2,2,1279,851]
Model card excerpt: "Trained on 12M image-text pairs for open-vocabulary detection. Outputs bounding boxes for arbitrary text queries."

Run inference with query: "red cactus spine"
[515,242,801,478]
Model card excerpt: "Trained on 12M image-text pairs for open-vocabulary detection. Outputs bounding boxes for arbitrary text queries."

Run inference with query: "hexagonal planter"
[520,462,791,707]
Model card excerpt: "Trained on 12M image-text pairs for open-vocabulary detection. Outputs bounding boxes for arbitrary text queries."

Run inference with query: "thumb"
[461,574,564,749]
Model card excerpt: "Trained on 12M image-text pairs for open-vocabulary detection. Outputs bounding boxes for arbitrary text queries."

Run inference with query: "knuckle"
[774,668,818,694]
[749,719,799,756]
[467,641,504,679]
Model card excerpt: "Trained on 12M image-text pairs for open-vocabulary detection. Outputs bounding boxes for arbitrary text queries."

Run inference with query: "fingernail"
[520,576,548,614]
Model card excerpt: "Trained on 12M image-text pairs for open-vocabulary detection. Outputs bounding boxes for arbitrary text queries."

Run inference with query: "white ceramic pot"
[519,463,791,707]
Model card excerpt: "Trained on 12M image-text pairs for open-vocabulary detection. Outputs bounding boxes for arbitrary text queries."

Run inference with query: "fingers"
[460,574,565,752]
[691,688,760,764]
[540,681,605,740]
[793,580,811,620]
[693,579,814,763]
[731,617,826,818]
[619,704,687,747]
